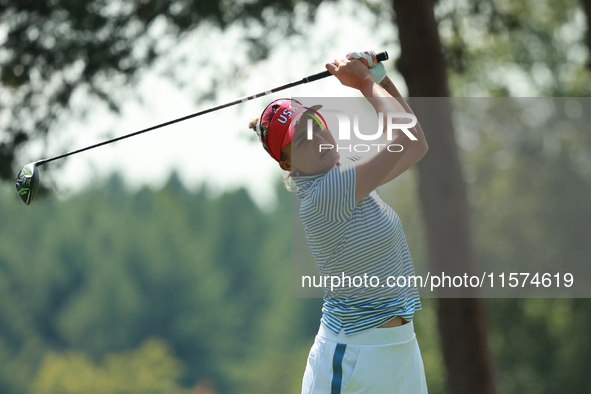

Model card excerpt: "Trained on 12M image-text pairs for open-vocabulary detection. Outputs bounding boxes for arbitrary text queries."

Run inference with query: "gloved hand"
[346,50,387,83]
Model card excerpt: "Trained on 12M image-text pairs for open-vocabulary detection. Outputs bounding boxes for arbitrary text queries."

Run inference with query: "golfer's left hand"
[346,50,387,83]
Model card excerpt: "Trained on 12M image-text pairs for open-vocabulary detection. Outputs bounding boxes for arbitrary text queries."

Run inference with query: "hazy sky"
[14,0,402,209]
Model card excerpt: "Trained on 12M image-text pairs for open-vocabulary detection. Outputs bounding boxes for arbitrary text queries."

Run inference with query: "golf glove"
[346,50,387,83]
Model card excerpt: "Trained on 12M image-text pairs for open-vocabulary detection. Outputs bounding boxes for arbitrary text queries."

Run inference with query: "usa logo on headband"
[258,99,324,163]
[277,108,295,124]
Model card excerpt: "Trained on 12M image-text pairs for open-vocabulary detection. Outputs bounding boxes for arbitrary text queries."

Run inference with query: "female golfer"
[249,51,429,393]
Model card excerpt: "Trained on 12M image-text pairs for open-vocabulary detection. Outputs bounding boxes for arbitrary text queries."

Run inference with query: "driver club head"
[15,162,40,205]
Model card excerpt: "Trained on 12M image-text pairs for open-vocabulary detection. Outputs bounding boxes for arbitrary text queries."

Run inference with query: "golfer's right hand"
[326,58,375,91]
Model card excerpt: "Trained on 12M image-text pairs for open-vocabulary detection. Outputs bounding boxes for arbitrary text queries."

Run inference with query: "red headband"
[257,99,325,162]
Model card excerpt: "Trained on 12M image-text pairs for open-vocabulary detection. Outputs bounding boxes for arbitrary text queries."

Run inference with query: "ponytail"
[248,116,296,192]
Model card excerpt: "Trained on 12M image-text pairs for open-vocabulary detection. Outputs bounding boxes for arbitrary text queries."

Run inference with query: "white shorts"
[301,321,428,394]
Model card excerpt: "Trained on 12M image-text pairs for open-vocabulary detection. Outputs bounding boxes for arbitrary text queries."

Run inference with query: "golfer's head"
[249,99,328,170]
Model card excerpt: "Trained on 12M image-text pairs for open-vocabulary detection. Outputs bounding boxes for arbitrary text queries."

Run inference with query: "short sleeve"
[308,161,357,222]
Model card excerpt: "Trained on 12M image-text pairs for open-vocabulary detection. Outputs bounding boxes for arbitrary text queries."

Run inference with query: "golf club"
[15,51,389,205]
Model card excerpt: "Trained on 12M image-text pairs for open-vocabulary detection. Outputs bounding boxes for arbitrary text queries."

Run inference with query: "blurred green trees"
[0,176,323,393]
[34,338,190,394]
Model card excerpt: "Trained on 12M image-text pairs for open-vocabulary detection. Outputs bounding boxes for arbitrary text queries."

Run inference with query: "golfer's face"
[290,113,339,176]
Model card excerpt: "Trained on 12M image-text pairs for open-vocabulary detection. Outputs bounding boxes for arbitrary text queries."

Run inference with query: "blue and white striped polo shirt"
[294,155,422,335]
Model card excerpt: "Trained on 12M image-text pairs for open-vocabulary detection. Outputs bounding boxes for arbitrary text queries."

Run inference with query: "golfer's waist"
[318,317,415,345]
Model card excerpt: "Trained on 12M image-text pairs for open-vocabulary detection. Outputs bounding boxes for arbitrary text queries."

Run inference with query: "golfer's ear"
[279,144,292,171]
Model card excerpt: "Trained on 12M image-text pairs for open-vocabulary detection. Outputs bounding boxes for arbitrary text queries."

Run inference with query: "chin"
[326,150,340,164]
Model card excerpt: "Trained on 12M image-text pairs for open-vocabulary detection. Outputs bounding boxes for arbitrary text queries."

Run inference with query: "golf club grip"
[305,51,389,83]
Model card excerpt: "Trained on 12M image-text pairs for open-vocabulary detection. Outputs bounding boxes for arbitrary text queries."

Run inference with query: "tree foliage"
[437,0,591,96]
[0,176,324,394]
[34,338,190,394]
[0,0,322,181]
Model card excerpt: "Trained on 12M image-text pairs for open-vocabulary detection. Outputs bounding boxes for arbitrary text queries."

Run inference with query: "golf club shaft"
[36,51,389,166]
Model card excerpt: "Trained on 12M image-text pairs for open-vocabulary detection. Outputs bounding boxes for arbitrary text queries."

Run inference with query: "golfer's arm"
[354,80,415,204]
[376,77,428,186]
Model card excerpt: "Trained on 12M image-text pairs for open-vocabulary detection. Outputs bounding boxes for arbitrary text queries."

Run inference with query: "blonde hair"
[249,116,296,192]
